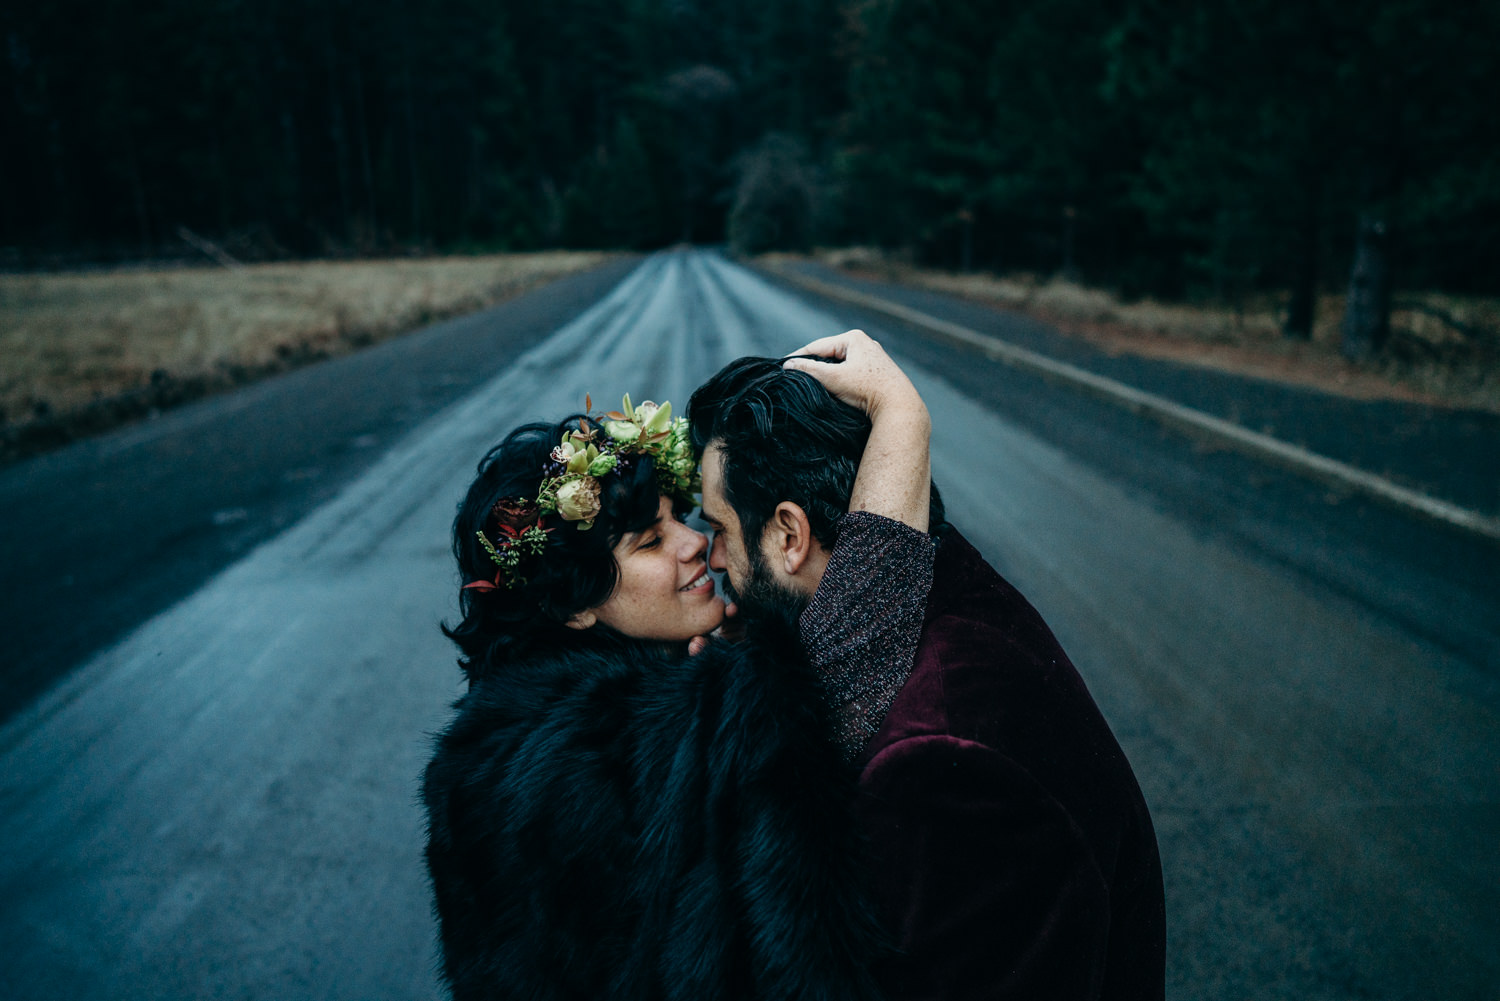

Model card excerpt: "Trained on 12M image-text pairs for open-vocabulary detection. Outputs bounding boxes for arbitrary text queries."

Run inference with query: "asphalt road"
[0,255,641,723]
[1,249,1496,999]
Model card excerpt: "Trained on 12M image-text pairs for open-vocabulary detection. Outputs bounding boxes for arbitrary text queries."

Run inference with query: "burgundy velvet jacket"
[850,529,1165,1001]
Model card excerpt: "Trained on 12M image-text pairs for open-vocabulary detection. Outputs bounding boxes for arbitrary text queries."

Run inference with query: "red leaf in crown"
[462,579,498,592]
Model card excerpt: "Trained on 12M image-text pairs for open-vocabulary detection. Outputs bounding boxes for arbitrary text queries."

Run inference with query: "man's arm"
[798,511,936,759]
[783,329,932,532]
[859,735,1112,1001]
[783,330,938,758]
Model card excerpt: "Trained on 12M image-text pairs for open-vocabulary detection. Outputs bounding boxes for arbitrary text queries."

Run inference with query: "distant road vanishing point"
[1,249,1495,1000]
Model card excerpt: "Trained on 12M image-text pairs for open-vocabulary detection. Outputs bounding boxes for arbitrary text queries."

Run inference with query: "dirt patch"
[0,252,611,463]
[1028,312,1450,405]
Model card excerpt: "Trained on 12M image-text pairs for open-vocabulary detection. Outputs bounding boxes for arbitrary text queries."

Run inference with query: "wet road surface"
[1,249,1496,999]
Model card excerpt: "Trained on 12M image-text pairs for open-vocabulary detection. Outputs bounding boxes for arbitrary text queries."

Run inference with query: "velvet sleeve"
[799,511,938,760]
[858,734,1113,1001]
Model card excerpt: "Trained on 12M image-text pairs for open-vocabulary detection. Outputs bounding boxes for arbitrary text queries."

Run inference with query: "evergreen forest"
[4,0,1497,351]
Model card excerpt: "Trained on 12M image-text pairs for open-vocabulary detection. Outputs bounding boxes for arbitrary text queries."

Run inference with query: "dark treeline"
[4,0,1497,352]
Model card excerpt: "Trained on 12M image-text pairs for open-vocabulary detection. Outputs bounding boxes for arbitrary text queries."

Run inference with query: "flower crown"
[464,393,700,593]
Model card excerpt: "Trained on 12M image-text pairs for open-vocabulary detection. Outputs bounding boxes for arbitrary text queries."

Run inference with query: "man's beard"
[724,546,810,623]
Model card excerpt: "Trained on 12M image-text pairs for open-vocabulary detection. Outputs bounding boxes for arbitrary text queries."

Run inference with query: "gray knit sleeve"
[798,510,938,762]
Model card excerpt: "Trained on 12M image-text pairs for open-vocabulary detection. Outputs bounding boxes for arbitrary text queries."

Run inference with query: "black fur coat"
[421,612,884,1001]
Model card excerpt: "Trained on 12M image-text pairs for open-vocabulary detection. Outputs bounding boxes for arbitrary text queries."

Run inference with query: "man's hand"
[688,600,741,657]
[782,329,925,423]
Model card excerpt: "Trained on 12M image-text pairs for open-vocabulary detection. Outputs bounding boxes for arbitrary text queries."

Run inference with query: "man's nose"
[707,533,727,571]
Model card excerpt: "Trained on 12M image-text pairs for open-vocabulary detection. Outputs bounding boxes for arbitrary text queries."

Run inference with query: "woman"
[423,339,929,1001]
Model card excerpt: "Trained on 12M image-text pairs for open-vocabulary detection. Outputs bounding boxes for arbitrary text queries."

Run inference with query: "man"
[687,331,1165,1000]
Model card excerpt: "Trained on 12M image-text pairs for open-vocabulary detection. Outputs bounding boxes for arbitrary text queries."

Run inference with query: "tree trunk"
[1060,204,1079,281]
[958,207,973,272]
[402,64,422,243]
[325,42,353,241]
[1340,210,1391,361]
[350,59,378,241]
[1284,270,1316,341]
[123,124,153,259]
[45,113,71,249]
[1283,183,1319,340]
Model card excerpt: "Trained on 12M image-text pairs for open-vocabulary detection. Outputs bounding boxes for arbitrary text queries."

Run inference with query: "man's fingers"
[784,329,869,360]
[783,356,865,407]
[784,340,846,362]
[781,355,832,377]
[689,603,741,655]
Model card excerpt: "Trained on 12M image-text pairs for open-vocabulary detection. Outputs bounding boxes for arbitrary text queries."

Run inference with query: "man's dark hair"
[688,356,944,556]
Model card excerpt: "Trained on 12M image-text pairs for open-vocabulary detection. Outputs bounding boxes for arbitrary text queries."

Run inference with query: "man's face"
[699,444,754,599]
[699,444,803,614]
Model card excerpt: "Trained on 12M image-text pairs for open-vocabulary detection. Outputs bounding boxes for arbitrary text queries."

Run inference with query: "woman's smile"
[679,568,714,594]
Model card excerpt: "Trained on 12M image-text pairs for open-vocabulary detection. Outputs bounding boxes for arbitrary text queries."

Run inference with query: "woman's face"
[588,495,726,642]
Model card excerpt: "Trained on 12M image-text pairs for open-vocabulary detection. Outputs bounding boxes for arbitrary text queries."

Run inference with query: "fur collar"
[423,611,884,1000]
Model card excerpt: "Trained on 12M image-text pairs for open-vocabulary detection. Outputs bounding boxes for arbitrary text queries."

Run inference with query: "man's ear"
[565,609,597,631]
[766,501,815,576]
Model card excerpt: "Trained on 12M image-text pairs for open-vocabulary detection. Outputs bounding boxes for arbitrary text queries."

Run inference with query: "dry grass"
[810,247,1500,413]
[0,251,609,457]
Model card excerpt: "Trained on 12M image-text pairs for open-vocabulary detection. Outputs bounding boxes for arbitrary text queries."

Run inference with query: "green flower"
[588,453,618,476]
[639,400,672,433]
[604,420,641,443]
[566,443,601,475]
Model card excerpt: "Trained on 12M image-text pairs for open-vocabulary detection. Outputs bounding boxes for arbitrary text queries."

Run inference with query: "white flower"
[555,476,602,525]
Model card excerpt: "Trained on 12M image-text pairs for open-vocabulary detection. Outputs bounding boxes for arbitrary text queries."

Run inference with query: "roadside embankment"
[761,255,1500,543]
[783,248,1500,416]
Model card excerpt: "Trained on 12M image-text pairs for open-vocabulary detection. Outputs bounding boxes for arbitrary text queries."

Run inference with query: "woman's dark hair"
[443,415,664,682]
[687,356,945,551]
